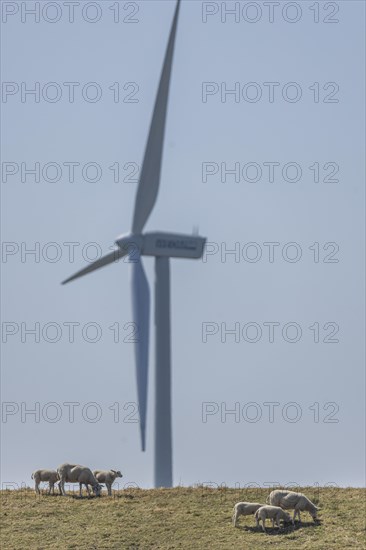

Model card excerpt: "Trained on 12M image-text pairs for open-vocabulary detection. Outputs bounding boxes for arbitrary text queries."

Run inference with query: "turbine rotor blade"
[62,249,126,285]
[132,0,181,234]
[131,256,150,452]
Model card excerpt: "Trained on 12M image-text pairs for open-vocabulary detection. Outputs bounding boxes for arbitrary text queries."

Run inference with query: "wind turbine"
[62,0,206,488]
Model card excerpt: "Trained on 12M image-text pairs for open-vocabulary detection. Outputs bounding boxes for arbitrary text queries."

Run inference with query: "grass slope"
[1,487,365,549]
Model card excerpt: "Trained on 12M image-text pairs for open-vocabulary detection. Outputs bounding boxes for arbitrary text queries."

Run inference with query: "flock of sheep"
[233,490,320,533]
[31,463,122,497]
[32,468,320,535]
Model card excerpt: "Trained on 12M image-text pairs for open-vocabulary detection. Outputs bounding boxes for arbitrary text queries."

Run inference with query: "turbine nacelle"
[116,232,206,260]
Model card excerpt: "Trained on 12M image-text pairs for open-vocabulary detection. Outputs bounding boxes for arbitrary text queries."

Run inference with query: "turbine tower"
[62,0,206,488]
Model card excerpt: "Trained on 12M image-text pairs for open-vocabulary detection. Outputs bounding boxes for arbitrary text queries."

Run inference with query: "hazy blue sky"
[1,0,365,490]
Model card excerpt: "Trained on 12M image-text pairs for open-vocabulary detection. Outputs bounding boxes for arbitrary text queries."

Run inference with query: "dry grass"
[1,486,365,549]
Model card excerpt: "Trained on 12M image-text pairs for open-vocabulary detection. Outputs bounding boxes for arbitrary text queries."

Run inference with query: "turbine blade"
[61,249,126,284]
[131,256,150,452]
[132,0,181,234]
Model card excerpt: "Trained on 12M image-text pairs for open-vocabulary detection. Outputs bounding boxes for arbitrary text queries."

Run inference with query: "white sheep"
[255,505,293,532]
[57,463,102,497]
[232,502,264,527]
[93,470,123,496]
[31,469,59,495]
[267,490,319,523]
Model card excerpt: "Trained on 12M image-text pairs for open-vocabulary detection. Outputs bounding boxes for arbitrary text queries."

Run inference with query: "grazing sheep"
[57,463,102,497]
[255,505,293,532]
[232,502,264,527]
[267,490,319,522]
[93,470,123,496]
[31,470,59,495]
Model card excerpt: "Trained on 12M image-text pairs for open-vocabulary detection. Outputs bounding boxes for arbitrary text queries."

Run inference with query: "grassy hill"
[1,486,365,549]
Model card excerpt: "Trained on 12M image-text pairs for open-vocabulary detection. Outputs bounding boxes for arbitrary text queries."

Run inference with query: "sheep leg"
[60,480,66,496]
[262,519,266,533]
[85,484,91,497]
[233,511,238,527]
[107,483,112,496]
[271,518,275,528]
[35,482,40,495]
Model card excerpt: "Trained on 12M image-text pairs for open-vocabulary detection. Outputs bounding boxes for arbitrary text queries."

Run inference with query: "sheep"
[93,470,123,496]
[31,470,59,495]
[232,502,264,527]
[57,463,102,497]
[267,490,319,523]
[255,505,293,532]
